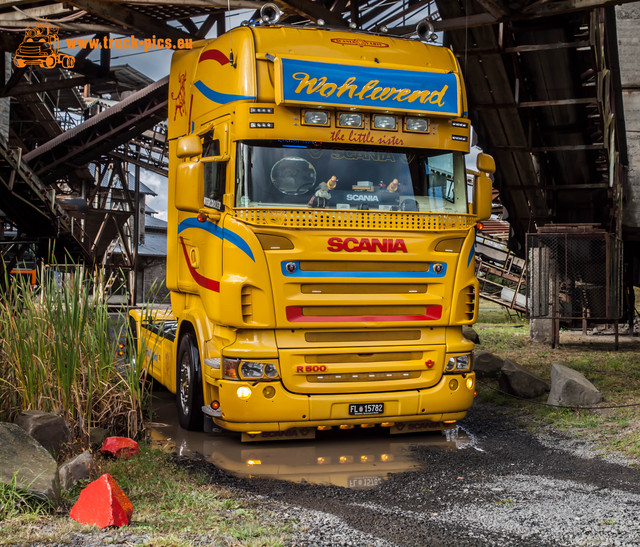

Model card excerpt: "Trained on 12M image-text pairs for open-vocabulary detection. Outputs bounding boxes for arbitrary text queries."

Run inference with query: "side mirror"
[176,135,202,159]
[175,161,204,213]
[474,174,492,221]
[477,152,495,174]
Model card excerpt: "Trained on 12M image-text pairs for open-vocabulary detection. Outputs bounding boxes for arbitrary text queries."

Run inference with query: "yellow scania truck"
[130,7,495,440]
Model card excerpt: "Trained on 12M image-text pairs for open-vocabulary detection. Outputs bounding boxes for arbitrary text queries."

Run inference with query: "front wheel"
[176,332,204,431]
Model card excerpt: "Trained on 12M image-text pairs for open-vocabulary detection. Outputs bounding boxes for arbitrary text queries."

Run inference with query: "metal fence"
[527,229,622,324]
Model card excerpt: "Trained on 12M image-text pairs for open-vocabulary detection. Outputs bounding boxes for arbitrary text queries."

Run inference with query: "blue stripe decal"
[281,261,446,278]
[467,243,475,268]
[194,80,256,104]
[178,218,254,261]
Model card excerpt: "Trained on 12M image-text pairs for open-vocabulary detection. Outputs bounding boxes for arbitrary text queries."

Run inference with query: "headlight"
[445,354,472,372]
[223,358,280,380]
[240,362,264,378]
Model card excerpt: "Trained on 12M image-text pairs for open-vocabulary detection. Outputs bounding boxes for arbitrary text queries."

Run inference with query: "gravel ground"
[20,400,640,546]
[172,401,640,547]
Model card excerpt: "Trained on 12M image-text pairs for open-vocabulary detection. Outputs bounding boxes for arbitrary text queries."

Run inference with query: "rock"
[462,326,480,344]
[499,359,550,399]
[474,351,504,378]
[547,363,603,406]
[89,427,108,448]
[101,437,139,459]
[14,410,72,458]
[0,422,60,504]
[70,473,133,528]
[59,450,94,491]
[530,318,554,344]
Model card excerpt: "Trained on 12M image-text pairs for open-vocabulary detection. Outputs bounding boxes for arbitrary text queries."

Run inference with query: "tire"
[176,332,204,431]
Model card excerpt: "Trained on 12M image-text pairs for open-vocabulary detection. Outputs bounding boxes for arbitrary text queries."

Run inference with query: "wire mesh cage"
[527,229,623,323]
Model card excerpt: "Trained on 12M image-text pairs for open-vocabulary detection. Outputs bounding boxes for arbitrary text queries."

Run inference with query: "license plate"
[348,403,384,416]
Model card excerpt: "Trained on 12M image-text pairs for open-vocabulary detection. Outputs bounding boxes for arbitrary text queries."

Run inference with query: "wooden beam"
[475,98,598,109]
[67,0,194,41]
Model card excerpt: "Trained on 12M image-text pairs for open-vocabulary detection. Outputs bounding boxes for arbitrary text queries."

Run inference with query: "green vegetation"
[0,473,54,521]
[2,446,291,546]
[474,307,640,464]
[0,266,147,443]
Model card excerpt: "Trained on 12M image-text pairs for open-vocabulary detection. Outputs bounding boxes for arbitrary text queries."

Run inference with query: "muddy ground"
[170,401,640,546]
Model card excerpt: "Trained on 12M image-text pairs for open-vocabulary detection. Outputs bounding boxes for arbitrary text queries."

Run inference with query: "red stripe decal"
[286,306,442,323]
[198,49,230,65]
[180,239,220,292]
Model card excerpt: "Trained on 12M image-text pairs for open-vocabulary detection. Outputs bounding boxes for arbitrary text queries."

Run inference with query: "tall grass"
[0,265,147,444]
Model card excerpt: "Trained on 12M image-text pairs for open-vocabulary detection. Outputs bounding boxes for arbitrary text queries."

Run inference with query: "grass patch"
[0,473,54,521]
[474,319,640,462]
[2,444,292,545]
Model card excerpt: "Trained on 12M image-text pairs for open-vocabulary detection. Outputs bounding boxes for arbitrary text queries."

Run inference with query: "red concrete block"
[70,473,133,528]
[100,436,139,459]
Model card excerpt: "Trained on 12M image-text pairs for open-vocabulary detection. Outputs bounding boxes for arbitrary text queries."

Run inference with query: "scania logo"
[327,237,408,253]
[285,262,297,273]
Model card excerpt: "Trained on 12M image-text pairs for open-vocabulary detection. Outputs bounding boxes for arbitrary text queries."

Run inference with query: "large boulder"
[548,364,603,406]
[0,422,60,504]
[14,410,72,458]
[499,359,550,399]
[473,350,504,378]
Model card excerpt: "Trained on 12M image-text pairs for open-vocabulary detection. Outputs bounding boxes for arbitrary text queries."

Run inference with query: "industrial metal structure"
[1,0,639,329]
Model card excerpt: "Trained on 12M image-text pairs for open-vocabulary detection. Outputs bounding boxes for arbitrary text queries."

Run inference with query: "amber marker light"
[197,212,207,223]
[211,400,220,410]
[476,221,484,231]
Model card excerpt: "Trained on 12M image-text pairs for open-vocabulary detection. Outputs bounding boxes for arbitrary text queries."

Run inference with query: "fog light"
[246,459,261,465]
[449,378,459,391]
[466,377,474,390]
[263,385,276,399]
[237,386,252,399]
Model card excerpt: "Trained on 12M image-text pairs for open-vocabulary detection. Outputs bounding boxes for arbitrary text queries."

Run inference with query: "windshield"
[235,142,469,214]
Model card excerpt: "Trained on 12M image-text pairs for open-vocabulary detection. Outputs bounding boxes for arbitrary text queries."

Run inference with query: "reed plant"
[0,265,147,444]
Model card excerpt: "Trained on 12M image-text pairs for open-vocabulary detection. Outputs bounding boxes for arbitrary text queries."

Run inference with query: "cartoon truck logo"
[14,23,75,69]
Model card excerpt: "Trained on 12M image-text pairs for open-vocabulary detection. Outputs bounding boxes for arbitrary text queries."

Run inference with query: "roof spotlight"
[260,3,282,25]
[417,19,437,42]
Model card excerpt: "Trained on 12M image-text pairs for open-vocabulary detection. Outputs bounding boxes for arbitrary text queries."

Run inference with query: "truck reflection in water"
[147,393,479,490]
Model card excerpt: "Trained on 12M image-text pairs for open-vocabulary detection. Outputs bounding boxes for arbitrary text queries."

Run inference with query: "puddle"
[147,392,479,489]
